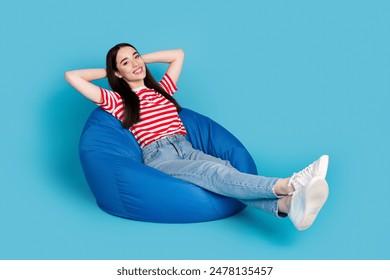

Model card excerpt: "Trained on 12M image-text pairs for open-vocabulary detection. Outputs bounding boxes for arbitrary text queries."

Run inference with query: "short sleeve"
[159,73,178,96]
[95,88,124,121]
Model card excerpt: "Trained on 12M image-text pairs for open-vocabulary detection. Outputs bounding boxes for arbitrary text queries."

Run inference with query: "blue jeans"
[142,135,281,217]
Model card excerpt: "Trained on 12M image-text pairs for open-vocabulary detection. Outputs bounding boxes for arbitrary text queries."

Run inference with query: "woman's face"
[115,46,146,88]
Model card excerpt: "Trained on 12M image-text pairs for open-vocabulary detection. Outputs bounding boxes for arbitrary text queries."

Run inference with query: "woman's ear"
[115,71,123,79]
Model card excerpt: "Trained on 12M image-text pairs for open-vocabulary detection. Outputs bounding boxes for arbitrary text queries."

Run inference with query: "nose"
[131,59,139,68]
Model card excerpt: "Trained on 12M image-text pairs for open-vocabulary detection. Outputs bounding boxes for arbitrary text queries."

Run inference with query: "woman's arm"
[142,49,184,85]
[65,68,106,103]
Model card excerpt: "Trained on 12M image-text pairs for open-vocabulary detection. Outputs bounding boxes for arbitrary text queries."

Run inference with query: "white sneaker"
[289,176,329,230]
[288,155,329,193]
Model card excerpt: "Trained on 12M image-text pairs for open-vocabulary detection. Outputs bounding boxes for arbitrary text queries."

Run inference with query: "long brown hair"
[106,43,181,128]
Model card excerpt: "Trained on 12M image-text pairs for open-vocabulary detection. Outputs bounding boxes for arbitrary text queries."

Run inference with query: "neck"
[127,79,145,90]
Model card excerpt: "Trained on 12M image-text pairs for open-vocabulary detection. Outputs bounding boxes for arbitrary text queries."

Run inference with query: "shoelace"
[288,164,315,195]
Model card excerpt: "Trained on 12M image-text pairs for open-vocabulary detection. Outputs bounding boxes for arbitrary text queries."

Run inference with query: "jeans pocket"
[142,148,160,165]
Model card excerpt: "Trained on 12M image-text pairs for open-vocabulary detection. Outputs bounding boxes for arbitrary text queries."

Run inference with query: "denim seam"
[169,171,277,199]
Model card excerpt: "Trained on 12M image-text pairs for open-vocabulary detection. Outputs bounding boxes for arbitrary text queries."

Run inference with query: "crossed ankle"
[274,178,294,196]
[278,196,291,214]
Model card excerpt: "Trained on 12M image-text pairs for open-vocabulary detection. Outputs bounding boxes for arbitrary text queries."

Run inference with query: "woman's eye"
[123,61,128,65]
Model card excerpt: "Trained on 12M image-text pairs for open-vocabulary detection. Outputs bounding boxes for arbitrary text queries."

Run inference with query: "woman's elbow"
[174,49,184,62]
[64,71,73,83]
[177,48,185,58]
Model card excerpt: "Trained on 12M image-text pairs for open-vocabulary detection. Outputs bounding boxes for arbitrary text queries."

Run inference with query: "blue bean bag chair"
[79,107,258,223]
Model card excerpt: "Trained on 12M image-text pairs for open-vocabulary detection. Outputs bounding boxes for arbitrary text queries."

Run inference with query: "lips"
[133,67,143,75]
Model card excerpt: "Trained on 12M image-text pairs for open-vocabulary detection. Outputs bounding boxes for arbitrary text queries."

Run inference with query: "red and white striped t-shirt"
[96,74,187,147]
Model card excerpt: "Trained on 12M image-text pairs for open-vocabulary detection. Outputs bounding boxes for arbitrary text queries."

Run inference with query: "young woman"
[65,43,330,231]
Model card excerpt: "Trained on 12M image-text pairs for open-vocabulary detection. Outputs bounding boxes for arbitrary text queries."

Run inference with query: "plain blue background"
[1,0,389,259]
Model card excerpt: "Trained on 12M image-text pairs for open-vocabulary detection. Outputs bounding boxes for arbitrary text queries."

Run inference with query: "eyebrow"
[119,52,139,64]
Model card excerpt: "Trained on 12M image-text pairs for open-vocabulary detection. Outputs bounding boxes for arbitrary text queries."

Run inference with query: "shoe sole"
[318,155,329,179]
[295,177,329,230]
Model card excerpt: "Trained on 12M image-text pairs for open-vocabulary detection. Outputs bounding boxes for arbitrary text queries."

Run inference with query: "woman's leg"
[144,139,282,200]
[142,135,329,227]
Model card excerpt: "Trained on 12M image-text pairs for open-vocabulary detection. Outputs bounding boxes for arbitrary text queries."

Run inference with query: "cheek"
[118,67,132,77]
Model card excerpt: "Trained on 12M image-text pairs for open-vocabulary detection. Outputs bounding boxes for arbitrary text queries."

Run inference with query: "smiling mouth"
[133,67,143,74]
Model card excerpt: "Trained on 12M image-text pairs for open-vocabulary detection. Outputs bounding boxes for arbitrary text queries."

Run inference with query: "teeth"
[133,68,142,74]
